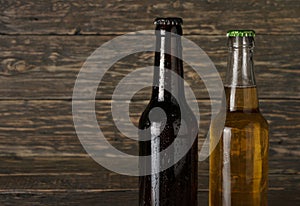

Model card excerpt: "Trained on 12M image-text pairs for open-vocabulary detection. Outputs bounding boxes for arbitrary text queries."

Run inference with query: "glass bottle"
[209,30,269,206]
[139,17,198,206]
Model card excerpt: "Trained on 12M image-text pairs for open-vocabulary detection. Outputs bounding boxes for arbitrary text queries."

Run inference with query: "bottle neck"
[152,26,185,103]
[225,37,259,111]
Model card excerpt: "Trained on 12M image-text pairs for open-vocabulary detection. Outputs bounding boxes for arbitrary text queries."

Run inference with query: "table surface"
[0,0,299,205]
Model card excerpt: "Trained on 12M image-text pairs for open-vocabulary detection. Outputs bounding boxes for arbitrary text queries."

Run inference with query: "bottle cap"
[227,30,255,37]
[154,17,183,26]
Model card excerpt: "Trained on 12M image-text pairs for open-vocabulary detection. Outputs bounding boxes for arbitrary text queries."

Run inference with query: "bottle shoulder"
[224,110,269,129]
[141,99,193,115]
[139,99,197,129]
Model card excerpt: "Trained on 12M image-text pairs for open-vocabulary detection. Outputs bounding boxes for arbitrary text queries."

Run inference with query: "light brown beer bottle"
[139,18,198,206]
[210,30,269,206]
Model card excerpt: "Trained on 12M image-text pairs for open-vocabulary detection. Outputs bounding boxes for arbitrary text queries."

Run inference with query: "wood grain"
[0,156,298,190]
[0,98,298,195]
[0,0,299,35]
[0,35,299,100]
[0,187,299,206]
[0,99,298,160]
[0,0,299,204]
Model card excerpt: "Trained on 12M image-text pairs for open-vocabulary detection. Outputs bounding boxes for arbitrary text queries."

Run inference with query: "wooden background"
[0,0,299,205]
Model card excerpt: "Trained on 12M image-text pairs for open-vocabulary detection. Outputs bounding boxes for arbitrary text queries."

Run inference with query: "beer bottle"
[139,17,198,206]
[209,30,269,206]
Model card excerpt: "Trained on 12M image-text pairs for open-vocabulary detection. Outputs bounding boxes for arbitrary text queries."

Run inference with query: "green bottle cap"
[227,30,255,37]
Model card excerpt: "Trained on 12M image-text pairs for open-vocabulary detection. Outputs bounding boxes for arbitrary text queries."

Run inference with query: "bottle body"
[139,99,198,206]
[209,30,269,206]
[210,87,269,206]
[139,18,198,206]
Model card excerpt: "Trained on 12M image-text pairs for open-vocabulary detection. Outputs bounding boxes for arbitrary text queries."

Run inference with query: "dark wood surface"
[0,35,299,100]
[0,0,299,35]
[0,0,299,205]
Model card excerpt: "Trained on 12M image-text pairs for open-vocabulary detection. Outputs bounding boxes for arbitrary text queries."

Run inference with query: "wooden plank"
[0,35,299,100]
[0,0,299,35]
[0,99,298,202]
[0,189,299,206]
[0,155,298,190]
[0,156,209,190]
[0,99,299,161]
[0,156,138,190]
[0,190,139,206]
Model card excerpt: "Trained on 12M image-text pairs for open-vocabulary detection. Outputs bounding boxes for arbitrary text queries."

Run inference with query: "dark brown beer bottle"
[209,30,269,206]
[139,17,198,206]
